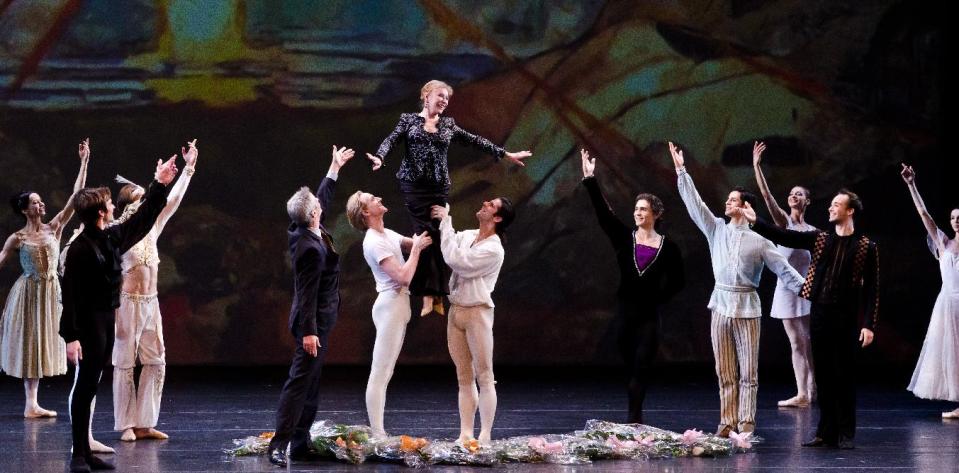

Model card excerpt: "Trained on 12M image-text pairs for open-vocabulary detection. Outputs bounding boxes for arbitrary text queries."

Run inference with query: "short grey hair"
[287,187,317,225]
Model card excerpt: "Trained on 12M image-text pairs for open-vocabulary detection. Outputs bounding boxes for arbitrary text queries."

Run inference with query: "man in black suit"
[268,145,355,467]
[61,156,179,473]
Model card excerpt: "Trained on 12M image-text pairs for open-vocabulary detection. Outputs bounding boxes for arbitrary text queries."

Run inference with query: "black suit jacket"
[287,176,340,339]
[60,181,170,343]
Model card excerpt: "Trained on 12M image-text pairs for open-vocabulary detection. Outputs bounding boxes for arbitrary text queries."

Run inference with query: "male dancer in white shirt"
[668,142,804,437]
[430,197,515,445]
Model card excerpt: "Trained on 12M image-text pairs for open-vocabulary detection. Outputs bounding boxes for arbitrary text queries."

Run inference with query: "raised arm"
[316,145,355,225]
[580,149,630,247]
[377,231,432,287]
[669,141,721,238]
[111,157,176,253]
[0,233,18,272]
[156,139,198,233]
[436,211,504,278]
[752,141,789,228]
[48,138,90,234]
[901,164,944,253]
[367,114,410,171]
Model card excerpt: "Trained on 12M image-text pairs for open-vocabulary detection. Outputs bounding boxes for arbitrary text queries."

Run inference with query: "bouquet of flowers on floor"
[492,435,590,464]
[227,431,274,456]
[309,420,372,464]
[578,420,735,458]
[368,434,432,467]
[418,438,499,466]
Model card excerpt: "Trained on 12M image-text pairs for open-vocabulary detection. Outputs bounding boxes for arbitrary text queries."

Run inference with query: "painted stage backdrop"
[0,1,945,368]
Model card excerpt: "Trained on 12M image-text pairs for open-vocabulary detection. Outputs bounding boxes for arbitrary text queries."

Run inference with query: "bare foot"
[24,406,57,418]
[134,427,169,440]
[90,437,115,453]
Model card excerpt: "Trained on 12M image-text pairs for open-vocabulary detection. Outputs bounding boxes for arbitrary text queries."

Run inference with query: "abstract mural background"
[0,1,946,370]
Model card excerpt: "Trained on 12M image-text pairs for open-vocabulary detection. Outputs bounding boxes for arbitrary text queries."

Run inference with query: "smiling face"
[476,198,503,224]
[724,191,744,217]
[950,209,959,234]
[828,193,853,224]
[787,186,810,211]
[424,86,451,115]
[359,192,388,218]
[23,193,45,219]
[634,199,659,228]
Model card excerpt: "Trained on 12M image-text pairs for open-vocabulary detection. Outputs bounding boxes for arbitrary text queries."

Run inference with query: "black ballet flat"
[69,457,91,473]
[801,436,835,448]
[85,455,115,470]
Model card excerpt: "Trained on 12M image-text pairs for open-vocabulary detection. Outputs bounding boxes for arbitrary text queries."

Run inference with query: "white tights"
[447,305,496,444]
[365,291,411,437]
[783,316,815,399]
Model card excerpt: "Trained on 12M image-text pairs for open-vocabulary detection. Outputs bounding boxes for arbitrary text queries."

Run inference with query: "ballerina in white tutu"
[901,164,959,419]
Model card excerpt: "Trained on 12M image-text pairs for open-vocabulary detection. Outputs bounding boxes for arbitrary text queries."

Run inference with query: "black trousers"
[616,307,659,424]
[270,336,329,454]
[810,302,860,442]
[69,309,115,459]
[399,181,449,298]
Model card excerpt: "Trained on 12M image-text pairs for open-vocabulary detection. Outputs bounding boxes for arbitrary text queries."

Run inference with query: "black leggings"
[616,312,659,424]
[69,310,115,459]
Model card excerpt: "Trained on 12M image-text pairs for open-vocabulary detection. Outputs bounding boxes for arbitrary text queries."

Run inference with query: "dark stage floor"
[1,366,957,472]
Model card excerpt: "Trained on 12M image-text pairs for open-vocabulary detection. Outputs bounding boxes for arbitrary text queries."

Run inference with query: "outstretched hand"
[752,141,766,166]
[78,138,90,162]
[580,148,595,178]
[859,328,874,348]
[181,139,199,167]
[900,163,915,184]
[366,153,383,171]
[505,150,532,167]
[741,201,757,224]
[155,155,179,185]
[667,141,684,168]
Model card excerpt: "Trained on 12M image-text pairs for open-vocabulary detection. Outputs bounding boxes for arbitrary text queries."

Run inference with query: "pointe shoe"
[134,427,169,440]
[942,409,959,419]
[24,406,57,418]
[777,395,810,408]
[477,432,491,446]
[120,429,136,442]
[89,438,115,454]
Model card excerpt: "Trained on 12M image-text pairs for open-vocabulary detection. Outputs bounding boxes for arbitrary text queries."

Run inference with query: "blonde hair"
[420,80,453,106]
[286,187,316,225]
[345,191,368,231]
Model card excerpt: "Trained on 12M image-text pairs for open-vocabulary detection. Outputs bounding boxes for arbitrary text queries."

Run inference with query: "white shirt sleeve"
[676,167,723,240]
[439,217,503,279]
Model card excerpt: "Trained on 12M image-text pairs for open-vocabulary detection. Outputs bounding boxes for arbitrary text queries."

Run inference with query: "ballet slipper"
[24,406,57,418]
[89,437,115,454]
[120,429,137,442]
[477,432,492,446]
[432,297,445,316]
[777,395,810,408]
[942,408,959,419]
[134,428,169,440]
[420,296,434,317]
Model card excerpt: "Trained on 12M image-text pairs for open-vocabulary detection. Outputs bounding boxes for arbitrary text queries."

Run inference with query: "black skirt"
[398,180,450,297]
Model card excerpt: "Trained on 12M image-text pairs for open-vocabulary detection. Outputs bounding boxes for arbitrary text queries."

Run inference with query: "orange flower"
[400,435,428,452]
[335,437,347,448]
[463,439,480,453]
[258,432,275,439]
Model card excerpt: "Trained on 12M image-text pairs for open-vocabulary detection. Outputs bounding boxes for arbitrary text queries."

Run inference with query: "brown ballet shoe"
[432,297,445,316]
[134,428,169,440]
[24,407,57,418]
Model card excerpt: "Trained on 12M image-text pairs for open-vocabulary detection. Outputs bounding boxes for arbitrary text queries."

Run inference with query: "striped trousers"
[710,311,760,433]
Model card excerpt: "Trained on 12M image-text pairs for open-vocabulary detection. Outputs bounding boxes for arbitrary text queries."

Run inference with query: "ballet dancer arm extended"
[580,149,631,247]
[432,205,504,278]
[379,232,432,287]
[48,138,91,237]
[155,139,198,234]
[752,141,790,229]
[317,146,355,221]
[450,118,532,167]
[668,141,722,239]
[366,115,410,171]
[901,164,946,254]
